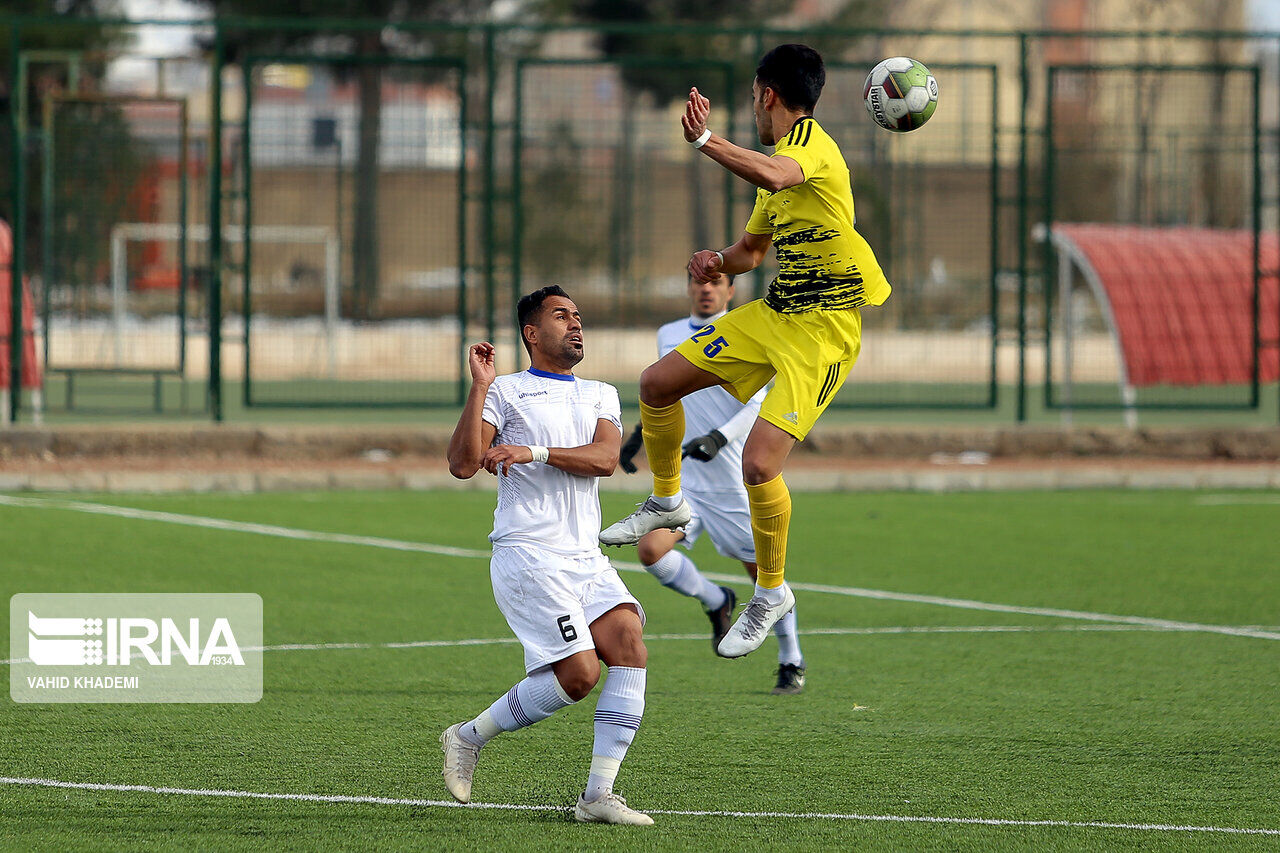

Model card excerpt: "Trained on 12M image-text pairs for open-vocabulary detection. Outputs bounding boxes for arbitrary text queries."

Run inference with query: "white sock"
[774,606,803,666]
[755,581,787,606]
[644,551,726,611]
[462,667,574,746]
[651,491,683,511]
[584,665,646,802]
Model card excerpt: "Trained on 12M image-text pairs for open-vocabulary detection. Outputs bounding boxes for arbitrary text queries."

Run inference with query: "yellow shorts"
[674,298,861,440]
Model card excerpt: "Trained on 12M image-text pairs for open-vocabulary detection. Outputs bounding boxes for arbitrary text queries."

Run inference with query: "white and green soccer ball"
[863,57,938,132]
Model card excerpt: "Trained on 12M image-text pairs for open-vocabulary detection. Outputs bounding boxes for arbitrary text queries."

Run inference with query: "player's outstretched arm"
[682,87,804,192]
[688,231,772,283]
[448,342,499,479]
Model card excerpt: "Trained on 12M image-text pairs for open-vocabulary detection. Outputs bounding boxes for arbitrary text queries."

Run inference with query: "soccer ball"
[863,57,938,132]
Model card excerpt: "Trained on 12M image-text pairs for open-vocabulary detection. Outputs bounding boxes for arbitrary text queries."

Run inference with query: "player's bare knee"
[554,657,600,701]
[639,364,683,408]
[612,632,648,668]
[636,535,667,567]
[742,454,780,485]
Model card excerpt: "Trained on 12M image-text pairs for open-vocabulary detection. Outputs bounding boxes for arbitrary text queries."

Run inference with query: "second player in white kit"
[485,367,640,672]
[619,272,806,694]
[441,286,655,826]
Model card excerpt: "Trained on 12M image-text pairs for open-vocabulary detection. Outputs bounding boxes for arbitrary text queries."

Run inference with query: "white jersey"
[657,312,766,494]
[482,369,623,556]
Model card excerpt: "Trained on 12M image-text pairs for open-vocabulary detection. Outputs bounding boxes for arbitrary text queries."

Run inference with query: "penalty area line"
[3,493,1277,642]
[1,777,1277,836]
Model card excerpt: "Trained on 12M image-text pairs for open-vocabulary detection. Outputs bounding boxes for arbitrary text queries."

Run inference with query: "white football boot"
[600,497,692,546]
[440,723,481,804]
[717,584,796,658]
[574,792,655,826]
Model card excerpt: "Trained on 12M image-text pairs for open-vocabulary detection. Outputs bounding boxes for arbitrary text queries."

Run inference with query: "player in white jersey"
[618,272,805,694]
[441,286,654,827]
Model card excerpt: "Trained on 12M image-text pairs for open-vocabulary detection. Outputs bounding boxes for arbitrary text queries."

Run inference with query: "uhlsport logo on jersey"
[11,594,262,704]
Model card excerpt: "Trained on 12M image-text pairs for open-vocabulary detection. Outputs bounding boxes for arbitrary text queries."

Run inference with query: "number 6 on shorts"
[557,614,578,643]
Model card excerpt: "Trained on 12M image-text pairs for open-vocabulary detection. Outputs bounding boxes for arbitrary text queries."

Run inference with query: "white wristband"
[713,251,725,267]
[692,128,712,148]
[528,445,549,464]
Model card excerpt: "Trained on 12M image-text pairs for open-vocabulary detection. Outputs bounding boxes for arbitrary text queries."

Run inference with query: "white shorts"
[490,544,646,673]
[681,489,757,563]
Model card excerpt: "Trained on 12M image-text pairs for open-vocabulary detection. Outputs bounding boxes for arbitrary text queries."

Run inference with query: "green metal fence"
[238,54,468,407]
[1042,63,1269,416]
[3,18,1278,424]
[512,57,738,386]
[39,94,196,414]
[824,61,1001,408]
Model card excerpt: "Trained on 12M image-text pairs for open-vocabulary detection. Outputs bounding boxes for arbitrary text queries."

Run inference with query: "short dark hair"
[516,285,571,355]
[755,44,825,113]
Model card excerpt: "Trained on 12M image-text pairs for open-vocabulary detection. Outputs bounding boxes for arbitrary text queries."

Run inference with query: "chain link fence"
[3,19,1278,422]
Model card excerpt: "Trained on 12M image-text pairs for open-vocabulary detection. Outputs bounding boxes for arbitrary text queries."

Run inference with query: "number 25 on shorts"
[691,325,729,358]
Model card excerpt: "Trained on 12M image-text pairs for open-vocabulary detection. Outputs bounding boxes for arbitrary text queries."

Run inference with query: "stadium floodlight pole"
[208,24,225,423]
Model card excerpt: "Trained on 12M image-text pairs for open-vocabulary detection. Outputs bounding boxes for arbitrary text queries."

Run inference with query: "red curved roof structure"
[1050,224,1279,387]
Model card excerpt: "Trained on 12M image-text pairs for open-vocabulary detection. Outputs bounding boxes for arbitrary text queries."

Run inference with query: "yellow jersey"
[745,116,891,313]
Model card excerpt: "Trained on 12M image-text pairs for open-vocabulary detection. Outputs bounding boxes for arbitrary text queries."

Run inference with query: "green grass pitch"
[2,488,1279,850]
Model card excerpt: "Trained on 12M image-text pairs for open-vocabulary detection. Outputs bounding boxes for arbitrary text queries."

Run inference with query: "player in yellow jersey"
[601,44,891,658]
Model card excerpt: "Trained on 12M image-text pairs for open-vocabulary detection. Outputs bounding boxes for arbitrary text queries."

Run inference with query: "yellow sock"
[640,400,683,498]
[746,474,790,589]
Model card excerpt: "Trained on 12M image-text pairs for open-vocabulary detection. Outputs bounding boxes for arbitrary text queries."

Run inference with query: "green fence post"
[723,62,735,250]
[457,59,469,405]
[208,24,224,422]
[484,25,497,349]
[40,97,52,383]
[177,99,189,382]
[241,62,254,410]
[1015,33,1029,424]
[512,58,524,373]
[751,28,766,301]
[1042,66,1056,414]
[8,22,25,420]
[988,65,1000,409]
[1251,64,1261,410]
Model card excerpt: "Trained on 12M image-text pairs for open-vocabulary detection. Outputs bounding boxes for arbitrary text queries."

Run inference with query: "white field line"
[246,623,1198,653]
[1194,494,1280,506]
[3,493,1278,642]
[1,777,1277,837]
[0,624,1206,666]
[0,494,491,559]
